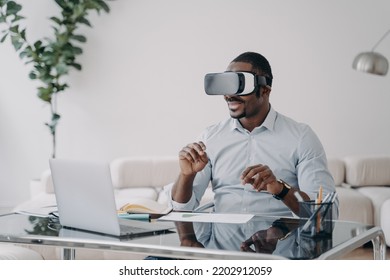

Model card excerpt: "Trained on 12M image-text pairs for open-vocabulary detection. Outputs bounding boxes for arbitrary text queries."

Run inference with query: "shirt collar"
[230,105,277,132]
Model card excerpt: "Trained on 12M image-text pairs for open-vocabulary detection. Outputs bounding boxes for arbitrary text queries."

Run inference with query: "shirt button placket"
[243,134,255,213]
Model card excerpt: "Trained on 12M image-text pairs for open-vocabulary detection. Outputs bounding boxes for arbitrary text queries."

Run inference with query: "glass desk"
[0,212,386,260]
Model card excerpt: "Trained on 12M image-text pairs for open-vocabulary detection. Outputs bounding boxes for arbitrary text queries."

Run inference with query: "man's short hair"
[231,52,273,87]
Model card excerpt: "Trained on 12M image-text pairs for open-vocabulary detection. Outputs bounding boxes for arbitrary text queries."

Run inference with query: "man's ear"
[262,85,272,97]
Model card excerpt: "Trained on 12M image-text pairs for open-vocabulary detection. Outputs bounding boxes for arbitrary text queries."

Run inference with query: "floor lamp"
[352,29,390,76]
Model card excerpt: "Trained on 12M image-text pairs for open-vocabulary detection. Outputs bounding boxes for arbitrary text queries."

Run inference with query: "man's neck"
[239,104,271,132]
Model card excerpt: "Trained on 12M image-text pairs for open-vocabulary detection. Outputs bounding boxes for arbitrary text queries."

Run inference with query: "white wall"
[1,0,390,207]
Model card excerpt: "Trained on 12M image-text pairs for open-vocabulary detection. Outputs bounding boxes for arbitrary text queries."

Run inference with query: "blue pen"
[118,213,150,221]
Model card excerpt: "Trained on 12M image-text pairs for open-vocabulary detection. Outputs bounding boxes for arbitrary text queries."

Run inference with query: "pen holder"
[299,201,333,238]
[297,234,333,259]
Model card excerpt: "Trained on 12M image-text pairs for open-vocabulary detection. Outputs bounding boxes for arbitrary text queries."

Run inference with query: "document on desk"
[158,212,254,224]
[16,206,58,218]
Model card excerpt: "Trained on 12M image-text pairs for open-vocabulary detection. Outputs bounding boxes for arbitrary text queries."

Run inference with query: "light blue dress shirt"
[169,107,338,217]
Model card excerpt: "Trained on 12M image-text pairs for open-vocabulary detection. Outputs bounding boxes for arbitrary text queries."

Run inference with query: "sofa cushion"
[344,156,390,186]
[110,157,179,189]
[114,187,159,209]
[380,199,390,247]
[327,158,345,186]
[336,186,373,225]
[42,169,54,194]
[355,186,390,226]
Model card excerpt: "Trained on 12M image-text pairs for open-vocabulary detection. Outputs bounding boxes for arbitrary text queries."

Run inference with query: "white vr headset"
[204,71,270,96]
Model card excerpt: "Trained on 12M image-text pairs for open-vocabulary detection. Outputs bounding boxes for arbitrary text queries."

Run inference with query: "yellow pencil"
[317,186,323,203]
[316,186,323,233]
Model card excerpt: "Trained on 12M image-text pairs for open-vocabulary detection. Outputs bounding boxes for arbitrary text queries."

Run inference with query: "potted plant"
[0,0,111,158]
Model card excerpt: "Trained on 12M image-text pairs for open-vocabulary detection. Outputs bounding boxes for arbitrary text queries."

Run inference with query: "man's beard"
[229,106,247,119]
[230,110,246,119]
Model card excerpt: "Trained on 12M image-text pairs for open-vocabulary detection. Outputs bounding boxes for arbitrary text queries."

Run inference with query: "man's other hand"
[179,141,208,176]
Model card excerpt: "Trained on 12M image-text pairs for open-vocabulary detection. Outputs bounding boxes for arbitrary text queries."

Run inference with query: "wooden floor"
[340,246,389,260]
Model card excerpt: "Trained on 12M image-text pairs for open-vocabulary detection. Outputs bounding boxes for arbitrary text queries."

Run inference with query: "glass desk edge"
[0,213,386,260]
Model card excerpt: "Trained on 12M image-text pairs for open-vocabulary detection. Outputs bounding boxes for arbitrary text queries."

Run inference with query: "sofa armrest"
[344,156,390,186]
[110,156,179,189]
[41,169,54,194]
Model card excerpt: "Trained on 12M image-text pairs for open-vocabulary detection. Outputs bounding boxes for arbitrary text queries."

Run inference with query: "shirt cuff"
[170,194,197,211]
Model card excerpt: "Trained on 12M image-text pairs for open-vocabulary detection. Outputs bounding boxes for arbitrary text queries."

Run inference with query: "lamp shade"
[352,52,389,76]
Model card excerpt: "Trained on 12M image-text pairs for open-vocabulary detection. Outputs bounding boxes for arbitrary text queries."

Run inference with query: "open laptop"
[49,158,174,238]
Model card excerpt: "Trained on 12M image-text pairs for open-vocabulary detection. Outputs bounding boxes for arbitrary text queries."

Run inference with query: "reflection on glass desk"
[0,213,386,260]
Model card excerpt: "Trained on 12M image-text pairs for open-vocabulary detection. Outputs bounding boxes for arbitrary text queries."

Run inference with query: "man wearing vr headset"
[168,52,338,217]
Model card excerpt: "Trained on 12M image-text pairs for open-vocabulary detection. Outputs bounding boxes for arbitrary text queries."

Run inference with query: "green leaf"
[95,0,110,13]
[72,46,83,55]
[11,34,23,50]
[45,112,61,134]
[0,32,7,43]
[55,83,68,92]
[52,113,60,121]
[55,63,68,75]
[50,16,62,25]
[11,14,24,23]
[24,59,34,65]
[37,87,53,102]
[54,0,67,10]
[78,17,91,27]
[22,45,35,58]
[40,73,55,84]
[19,28,25,40]
[71,34,86,43]
[6,1,22,15]
[41,51,56,64]
[33,40,42,50]
[28,71,37,79]
[9,24,19,33]
[70,62,81,70]
[19,49,28,59]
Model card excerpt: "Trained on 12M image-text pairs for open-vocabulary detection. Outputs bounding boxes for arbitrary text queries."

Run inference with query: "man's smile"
[225,96,244,110]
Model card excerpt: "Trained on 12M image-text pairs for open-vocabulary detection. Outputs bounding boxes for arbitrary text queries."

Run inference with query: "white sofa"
[11,155,390,259]
[325,156,390,248]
